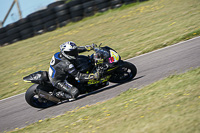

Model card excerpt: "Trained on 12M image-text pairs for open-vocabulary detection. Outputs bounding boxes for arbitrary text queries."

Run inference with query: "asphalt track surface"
[0,37,200,132]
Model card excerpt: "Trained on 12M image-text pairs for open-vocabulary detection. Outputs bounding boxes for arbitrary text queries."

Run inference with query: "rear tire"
[109,61,137,83]
[25,84,56,108]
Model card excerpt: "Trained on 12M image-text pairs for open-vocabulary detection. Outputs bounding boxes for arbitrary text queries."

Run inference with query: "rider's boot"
[56,91,71,99]
[55,81,79,100]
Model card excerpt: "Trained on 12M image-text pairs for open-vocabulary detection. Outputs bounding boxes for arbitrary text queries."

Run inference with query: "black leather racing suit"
[48,46,91,98]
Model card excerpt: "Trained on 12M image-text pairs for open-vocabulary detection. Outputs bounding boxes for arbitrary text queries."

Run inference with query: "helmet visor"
[64,48,78,58]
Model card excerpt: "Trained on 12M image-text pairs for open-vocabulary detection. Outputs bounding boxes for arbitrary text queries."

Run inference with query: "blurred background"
[0,0,55,27]
[0,0,199,132]
[1,0,138,45]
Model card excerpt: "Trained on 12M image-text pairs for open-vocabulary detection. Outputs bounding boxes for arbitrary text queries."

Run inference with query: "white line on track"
[0,92,25,102]
[1,36,199,102]
[127,36,200,61]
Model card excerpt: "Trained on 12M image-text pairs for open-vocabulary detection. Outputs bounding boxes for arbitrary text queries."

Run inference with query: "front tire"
[109,61,137,83]
[25,84,56,108]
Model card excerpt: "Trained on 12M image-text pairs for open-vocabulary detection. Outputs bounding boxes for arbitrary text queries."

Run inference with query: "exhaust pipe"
[37,89,61,103]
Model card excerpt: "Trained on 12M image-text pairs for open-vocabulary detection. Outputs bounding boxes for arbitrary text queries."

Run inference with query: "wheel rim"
[30,94,54,108]
[110,66,133,82]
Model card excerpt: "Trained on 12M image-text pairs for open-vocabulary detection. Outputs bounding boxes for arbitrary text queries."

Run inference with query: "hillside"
[0,0,200,99]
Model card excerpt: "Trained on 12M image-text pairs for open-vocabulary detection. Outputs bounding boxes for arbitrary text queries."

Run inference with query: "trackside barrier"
[0,0,148,46]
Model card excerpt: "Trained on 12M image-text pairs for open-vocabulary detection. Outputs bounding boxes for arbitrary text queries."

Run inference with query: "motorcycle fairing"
[107,66,119,72]
[109,50,120,63]
[87,75,111,85]
[23,71,49,84]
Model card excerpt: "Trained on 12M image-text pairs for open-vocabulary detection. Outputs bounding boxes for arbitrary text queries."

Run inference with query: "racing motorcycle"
[23,44,137,108]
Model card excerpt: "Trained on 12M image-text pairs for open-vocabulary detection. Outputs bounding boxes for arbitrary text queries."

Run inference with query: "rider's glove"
[75,72,100,81]
[85,43,97,51]
[85,45,93,51]
[88,72,100,80]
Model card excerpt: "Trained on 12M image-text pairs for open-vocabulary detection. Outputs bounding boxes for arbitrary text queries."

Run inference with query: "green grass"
[0,0,200,99]
[9,67,200,133]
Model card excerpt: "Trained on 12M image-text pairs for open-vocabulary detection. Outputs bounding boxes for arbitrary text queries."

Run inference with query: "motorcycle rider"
[48,41,99,100]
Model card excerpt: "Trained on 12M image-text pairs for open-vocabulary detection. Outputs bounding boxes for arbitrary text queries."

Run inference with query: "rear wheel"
[109,61,137,83]
[25,84,56,108]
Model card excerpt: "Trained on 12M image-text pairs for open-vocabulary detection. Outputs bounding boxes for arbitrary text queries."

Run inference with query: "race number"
[110,50,119,62]
[50,56,55,65]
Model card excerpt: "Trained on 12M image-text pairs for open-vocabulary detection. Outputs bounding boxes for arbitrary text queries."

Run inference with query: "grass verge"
[9,67,200,133]
[0,0,200,99]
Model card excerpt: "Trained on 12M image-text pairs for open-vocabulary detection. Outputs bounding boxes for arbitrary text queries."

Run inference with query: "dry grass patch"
[0,0,200,99]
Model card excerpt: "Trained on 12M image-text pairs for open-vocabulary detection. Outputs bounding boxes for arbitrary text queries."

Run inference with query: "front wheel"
[25,84,56,108]
[109,61,137,83]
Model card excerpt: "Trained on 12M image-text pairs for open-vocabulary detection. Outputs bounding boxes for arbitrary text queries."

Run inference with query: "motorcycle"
[23,44,137,108]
